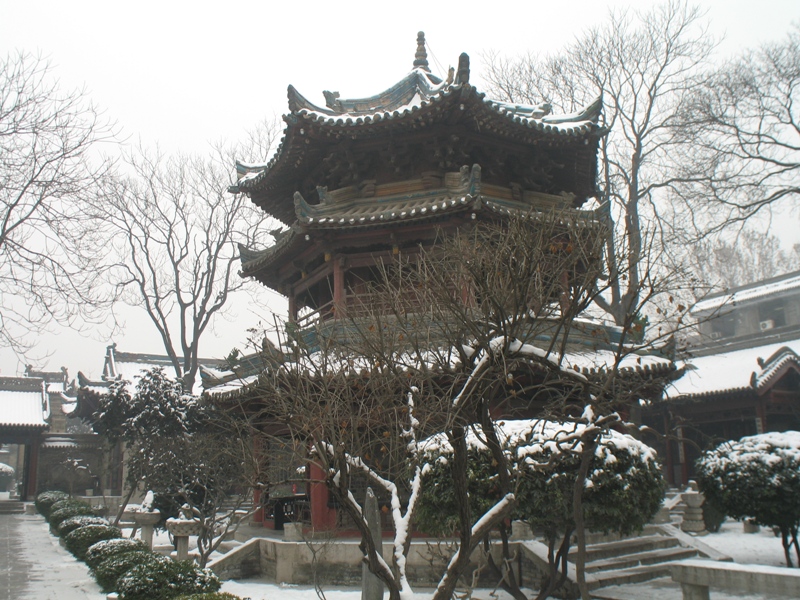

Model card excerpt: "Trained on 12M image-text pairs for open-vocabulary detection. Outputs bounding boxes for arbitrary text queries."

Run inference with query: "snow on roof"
[204,336,673,402]
[692,270,800,315]
[41,436,78,449]
[667,337,800,399]
[0,387,48,429]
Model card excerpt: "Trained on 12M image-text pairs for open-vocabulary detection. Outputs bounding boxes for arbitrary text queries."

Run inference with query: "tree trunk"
[573,437,597,599]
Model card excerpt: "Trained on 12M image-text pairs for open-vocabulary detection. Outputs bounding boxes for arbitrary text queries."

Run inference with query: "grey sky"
[1,0,798,379]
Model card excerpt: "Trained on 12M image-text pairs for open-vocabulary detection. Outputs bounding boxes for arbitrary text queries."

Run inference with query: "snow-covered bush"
[418,419,664,539]
[92,550,166,592]
[696,431,800,566]
[116,559,221,600]
[57,515,109,537]
[63,524,122,560]
[173,594,243,600]
[48,499,95,531]
[0,461,14,489]
[515,420,664,538]
[84,538,149,569]
[34,490,69,518]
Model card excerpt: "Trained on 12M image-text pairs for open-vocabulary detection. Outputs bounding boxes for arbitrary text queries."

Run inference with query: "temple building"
[204,33,677,532]
[646,270,800,485]
[231,33,605,332]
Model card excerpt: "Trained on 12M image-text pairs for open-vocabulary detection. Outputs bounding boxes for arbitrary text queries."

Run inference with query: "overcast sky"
[1,0,799,380]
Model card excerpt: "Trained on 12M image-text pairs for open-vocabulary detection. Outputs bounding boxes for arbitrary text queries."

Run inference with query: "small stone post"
[681,484,707,535]
[362,487,384,600]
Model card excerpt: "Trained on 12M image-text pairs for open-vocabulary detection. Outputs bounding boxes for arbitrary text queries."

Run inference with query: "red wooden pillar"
[677,426,689,485]
[333,257,345,318]
[288,294,298,324]
[24,439,40,501]
[663,413,674,486]
[755,398,767,434]
[308,460,336,531]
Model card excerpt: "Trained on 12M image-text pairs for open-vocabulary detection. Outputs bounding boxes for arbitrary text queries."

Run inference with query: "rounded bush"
[58,515,109,537]
[64,524,122,560]
[174,594,243,600]
[85,538,150,570]
[92,550,166,592]
[35,490,70,518]
[116,559,221,600]
[49,502,95,531]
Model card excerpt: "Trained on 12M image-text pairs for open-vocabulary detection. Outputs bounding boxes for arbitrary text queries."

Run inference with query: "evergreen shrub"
[418,419,665,539]
[48,501,95,532]
[174,594,244,600]
[91,550,166,592]
[57,515,109,537]
[116,559,221,600]
[696,431,800,565]
[34,490,70,518]
[85,538,150,569]
[64,524,122,560]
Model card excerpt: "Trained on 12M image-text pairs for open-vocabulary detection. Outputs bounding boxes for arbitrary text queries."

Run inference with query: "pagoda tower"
[233,33,607,332]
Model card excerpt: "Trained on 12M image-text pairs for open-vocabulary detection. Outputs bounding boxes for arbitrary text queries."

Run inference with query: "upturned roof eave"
[232,85,604,222]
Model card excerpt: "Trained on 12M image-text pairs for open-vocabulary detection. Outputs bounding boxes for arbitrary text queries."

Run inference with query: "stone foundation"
[209,537,520,587]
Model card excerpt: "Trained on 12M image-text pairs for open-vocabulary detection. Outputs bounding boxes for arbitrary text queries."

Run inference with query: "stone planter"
[744,519,760,534]
[166,517,204,561]
[133,510,161,549]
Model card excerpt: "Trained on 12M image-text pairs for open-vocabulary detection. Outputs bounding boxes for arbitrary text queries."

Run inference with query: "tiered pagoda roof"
[233,33,607,292]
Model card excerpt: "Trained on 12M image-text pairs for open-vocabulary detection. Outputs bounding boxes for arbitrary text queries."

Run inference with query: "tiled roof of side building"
[0,377,49,429]
[665,337,800,401]
[692,269,800,315]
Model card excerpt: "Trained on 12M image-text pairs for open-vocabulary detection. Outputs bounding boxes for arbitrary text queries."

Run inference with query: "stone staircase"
[0,500,25,514]
[520,519,730,596]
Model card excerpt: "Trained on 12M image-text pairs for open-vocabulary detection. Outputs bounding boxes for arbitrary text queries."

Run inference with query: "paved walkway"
[0,511,105,600]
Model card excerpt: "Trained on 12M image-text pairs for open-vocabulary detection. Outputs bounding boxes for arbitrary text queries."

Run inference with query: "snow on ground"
[215,519,792,600]
[702,520,789,567]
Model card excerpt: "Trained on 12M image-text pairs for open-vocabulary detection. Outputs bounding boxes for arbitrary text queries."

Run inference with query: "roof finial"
[455,53,470,85]
[413,31,430,72]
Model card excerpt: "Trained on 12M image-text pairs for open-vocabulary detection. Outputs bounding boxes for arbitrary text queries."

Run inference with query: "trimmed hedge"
[116,559,221,600]
[34,491,70,518]
[57,515,109,537]
[92,550,166,592]
[85,538,150,570]
[174,594,243,600]
[48,502,95,532]
[64,524,122,560]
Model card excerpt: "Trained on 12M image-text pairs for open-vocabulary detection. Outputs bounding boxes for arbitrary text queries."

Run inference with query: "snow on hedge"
[420,418,659,472]
[0,462,14,477]
[696,431,800,567]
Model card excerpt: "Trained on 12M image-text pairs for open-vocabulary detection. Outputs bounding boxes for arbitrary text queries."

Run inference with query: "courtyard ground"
[0,495,793,600]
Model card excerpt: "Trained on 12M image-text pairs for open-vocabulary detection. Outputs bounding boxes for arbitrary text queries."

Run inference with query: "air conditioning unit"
[760,319,775,331]
[708,331,723,340]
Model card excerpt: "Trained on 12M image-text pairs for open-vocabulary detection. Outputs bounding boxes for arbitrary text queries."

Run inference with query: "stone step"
[0,501,24,514]
[583,524,661,545]
[584,545,698,573]
[587,562,676,590]
[569,534,680,562]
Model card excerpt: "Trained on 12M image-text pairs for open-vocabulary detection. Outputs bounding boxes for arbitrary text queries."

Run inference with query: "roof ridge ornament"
[455,53,470,85]
[413,31,430,72]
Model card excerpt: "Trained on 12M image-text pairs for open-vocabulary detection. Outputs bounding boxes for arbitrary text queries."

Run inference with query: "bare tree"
[675,24,800,228]
[93,124,279,390]
[0,51,116,357]
[229,212,680,600]
[481,1,716,326]
[689,228,800,290]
